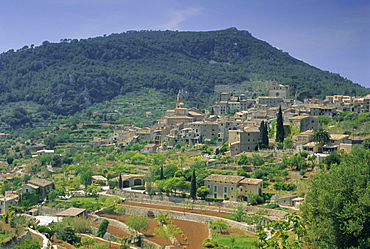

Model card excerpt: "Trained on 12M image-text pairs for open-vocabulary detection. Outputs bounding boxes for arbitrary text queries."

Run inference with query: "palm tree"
[313,128,331,144]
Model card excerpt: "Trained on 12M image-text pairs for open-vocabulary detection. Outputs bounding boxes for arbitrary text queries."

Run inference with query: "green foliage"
[211,219,230,234]
[202,238,219,248]
[196,186,210,199]
[96,219,109,238]
[126,213,149,234]
[276,106,284,143]
[313,128,331,144]
[13,238,41,249]
[257,213,305,249]
[57,226,80,246]
[248,193,264,205]
[0,28,365,121]
[232,204,245,222]
[301,147,370,248]
[273,182,296,191]
[237,154,250,165]
[323,151,342,169]
[190,169,197,199]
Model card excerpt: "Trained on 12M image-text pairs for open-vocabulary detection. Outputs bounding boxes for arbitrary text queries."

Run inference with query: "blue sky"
[1,0,369,88]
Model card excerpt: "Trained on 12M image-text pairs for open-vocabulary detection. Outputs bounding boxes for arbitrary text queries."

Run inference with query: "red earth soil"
[100,213,209,249]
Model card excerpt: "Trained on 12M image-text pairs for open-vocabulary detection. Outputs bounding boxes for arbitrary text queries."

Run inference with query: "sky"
[0,0,369,88]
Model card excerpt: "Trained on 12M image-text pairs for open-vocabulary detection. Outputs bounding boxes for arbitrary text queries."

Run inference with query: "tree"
[301,147,370,248]
[232,204,245,222]
[154,222,183,245]
[190,169,197,199]
[211,219,229,234]
[97,219,109,238]
[126,213,149,236]
[80,166,94,191]
[202,238,218,248]
[118,173,123,189]
[259,121,269,148]
[313,128,331,144]
[257,213,305,249]
[196,186,209,199]
[276,106,285,143]
[362,137,370,149]
[6,156,14,166]
[57,226,80,246]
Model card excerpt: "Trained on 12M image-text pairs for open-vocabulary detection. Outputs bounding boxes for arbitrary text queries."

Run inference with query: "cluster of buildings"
[0,177,54,214]
[90,84,369,158]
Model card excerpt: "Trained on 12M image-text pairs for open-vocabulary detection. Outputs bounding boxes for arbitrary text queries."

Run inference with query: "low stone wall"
[38,206,65,216]
[2,230,32,249]
[122,205,256,233]
[89,213,162,249]
[112,190,288,218]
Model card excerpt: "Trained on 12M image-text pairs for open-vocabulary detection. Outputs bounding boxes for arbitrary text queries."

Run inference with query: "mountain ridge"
[0,28,367,116]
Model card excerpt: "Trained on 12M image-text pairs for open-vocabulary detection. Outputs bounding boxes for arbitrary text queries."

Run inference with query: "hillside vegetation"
[0,28,367,117]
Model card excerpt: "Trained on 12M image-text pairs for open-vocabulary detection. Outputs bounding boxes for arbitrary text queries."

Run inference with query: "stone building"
[269,83,290,99]
[229,127,260,156]
[204,174,263,201]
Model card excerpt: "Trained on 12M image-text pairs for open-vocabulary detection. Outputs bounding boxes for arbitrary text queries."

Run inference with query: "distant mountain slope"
[0,27,367,115]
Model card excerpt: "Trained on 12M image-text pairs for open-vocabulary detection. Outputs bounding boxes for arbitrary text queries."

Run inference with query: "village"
[1,83,370,248]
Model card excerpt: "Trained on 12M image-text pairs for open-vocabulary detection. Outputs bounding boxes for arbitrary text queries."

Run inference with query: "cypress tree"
[259,121,266,148]
[264,121,269,147]
[190,169,197,199]
[276,106,285,143]
[118,173,123,189]
[160,165,164,180]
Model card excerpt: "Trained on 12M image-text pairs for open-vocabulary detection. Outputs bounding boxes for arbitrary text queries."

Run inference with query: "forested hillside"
[0,27,367,115]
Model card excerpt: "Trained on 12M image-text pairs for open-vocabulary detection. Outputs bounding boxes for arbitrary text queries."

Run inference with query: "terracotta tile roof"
[57,207,86,217]
[204,174,244,183]
[239,178,263,185]
[28,178,53,187]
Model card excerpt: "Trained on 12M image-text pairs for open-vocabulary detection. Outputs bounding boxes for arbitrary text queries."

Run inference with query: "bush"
[205,197,224,202]
[97,219,109,238]
[131,185,145,190]
[265,203,279,209]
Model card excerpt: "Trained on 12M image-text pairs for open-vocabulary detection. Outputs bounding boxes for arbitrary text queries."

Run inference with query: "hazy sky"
[1,0,369,88]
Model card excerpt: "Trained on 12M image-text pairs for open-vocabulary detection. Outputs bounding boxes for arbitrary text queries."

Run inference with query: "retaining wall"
[112,190,288,218]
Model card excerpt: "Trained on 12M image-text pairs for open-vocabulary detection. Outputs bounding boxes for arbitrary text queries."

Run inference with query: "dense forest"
[0,27,367,116]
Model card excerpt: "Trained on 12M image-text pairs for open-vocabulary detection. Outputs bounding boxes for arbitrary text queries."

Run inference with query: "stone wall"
[89,213,162,249]
[122,205,256,233]
[38,206,65,216]
[113,190,288,218]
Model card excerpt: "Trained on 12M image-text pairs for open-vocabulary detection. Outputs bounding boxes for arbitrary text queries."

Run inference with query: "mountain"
[0,27,367,116]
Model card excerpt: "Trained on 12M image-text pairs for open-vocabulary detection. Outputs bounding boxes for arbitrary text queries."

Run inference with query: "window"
[224,186,227,193]
[207,185,210,189]
[214,185,218,192]
[214,193,217,198]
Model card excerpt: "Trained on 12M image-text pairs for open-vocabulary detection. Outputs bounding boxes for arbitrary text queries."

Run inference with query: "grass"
[212,234,258,248]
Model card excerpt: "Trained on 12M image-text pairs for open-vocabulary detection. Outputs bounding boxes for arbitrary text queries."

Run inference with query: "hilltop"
[0,27,367,117]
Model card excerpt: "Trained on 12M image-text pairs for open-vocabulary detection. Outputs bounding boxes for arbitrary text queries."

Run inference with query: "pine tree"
[276,106,285,143]
[190,169,197,199]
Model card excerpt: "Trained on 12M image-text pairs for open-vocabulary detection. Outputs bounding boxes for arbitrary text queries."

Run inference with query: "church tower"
[175,90,186,108]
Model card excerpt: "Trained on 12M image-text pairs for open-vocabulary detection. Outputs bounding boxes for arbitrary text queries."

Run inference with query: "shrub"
[97,219,109,238]
[131,185,145,190]
[205,197,224,202]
